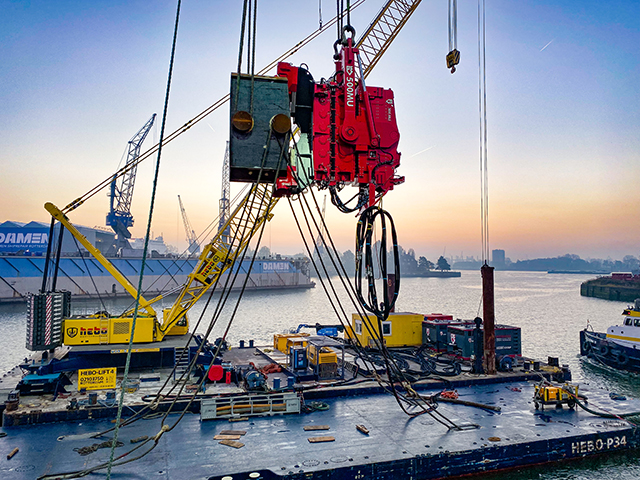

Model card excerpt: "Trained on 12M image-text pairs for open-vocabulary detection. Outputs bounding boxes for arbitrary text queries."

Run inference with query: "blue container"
[422,318,473,351]
[447,324,522,360]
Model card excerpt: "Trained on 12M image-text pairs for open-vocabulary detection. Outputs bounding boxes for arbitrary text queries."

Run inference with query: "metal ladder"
[173,346,191,382]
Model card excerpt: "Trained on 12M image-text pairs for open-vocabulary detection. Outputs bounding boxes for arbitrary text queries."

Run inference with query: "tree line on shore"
[254,246,640,276]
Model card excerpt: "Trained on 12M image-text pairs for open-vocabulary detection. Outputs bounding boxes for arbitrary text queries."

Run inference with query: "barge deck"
[1,379,639,480]
[1,344,639,479]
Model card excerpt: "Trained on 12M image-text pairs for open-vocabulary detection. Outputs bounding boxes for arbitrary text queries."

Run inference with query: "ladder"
[173,346,191,382]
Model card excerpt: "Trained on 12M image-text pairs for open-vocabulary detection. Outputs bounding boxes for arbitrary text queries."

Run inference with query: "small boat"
[580,299,640,372]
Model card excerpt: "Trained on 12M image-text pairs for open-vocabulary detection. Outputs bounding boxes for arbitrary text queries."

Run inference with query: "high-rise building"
[492,249,506,268]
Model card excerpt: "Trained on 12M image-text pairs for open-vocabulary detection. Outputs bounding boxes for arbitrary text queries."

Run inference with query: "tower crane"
[106,114,156,254]
[34,0,422,349]
[178,195,200,256]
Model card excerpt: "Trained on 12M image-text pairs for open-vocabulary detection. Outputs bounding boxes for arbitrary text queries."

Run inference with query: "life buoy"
[599,344,610,356]
[616,352,629,366]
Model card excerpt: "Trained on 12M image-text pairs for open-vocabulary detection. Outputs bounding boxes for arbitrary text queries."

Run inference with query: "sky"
[1,0,639,262]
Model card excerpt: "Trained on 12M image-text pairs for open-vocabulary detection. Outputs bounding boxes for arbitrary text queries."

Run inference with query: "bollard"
[239,340,245,349]
[273,378,281,389]
[287,376,295,388]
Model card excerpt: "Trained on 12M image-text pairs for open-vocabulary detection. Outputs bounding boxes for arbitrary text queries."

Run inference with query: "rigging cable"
[106,1,182,477]
[478,0,489,264]
[447,0,459,73]
[286,141,459,426]
[59,0,366,215]
[70,236,107,314]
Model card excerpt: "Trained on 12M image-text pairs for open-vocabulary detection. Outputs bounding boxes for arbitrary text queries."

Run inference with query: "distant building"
[492,249,506,268]
[0,220,115,256]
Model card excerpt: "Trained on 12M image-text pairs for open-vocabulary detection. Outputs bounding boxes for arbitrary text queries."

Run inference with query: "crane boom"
[356,0,422,78]
[178,195,200,255]
[45,202,156,317]
[157,183,277,341]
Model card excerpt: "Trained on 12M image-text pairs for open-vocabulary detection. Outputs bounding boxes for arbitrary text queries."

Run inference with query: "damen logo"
[67,327,78,338]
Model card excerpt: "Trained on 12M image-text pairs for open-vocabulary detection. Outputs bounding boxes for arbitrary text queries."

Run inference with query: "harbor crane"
[106,114,156,254]
[33,0,422,349]
[218,141,231,242]
[178,195,200,256]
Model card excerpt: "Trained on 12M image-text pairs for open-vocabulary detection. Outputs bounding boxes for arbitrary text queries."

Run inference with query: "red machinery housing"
[276,38,403,206]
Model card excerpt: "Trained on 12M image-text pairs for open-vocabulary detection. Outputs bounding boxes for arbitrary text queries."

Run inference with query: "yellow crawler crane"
[45,182,277,346]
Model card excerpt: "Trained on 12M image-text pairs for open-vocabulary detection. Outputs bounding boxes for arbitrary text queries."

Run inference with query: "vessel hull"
[580,329,640,373]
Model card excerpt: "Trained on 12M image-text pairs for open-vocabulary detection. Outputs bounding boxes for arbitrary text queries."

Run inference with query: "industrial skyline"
[1,0,638,262]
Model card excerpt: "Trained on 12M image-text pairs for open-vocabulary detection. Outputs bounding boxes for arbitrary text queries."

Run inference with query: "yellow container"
[273,333,309,354]
[350,312,424,348]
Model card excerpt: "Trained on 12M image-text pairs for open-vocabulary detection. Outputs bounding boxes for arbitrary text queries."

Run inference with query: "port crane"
[106,114,156,254]
[32,0,422,350]
[177,195,200,256]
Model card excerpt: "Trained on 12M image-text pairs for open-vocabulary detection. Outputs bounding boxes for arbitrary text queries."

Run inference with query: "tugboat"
[580,299,640,373]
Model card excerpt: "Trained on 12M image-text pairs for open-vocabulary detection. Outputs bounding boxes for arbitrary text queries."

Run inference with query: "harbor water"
[1,270,639,479]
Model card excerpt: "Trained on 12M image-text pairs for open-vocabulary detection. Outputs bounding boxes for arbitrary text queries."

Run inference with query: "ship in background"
[0,220,314,303]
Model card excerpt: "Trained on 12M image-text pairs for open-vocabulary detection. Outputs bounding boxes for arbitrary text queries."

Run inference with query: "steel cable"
[106,1,182,477]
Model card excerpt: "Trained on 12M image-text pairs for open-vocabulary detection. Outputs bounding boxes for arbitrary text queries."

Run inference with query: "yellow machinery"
[273,333,309,354]
[45,182,277,346]
[307,341,339,380]
[349,312,424,348]
[307,343,338,367]
[534,382,578,410]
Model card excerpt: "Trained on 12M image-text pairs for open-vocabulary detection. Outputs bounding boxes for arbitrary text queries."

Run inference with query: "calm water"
[1,271,639,478]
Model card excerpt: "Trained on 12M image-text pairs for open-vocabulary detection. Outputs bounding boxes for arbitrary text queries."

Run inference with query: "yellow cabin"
[349,312,424,348]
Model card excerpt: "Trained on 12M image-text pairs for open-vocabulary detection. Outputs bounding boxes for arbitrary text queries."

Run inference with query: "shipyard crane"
[33,0,422,349]
[218,141,231,241]
[178,195,200,256]
[106,114,156,254]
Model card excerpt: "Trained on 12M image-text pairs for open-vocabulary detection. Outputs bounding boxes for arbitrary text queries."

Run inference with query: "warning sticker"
[78,367,117,391]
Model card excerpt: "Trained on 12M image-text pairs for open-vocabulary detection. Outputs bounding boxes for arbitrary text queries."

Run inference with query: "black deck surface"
[1,380,639,479]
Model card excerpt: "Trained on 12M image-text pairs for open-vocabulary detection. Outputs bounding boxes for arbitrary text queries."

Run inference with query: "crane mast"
[106,113,156,254]
[178,195,200,256]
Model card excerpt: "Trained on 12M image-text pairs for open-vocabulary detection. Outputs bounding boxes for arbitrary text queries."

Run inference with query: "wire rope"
[59,1,366,216]
[70,236,107,314]
[106,1,182,477]
[478,0,489,264]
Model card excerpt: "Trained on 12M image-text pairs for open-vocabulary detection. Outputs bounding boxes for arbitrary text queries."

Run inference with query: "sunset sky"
[1,0,639,262]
